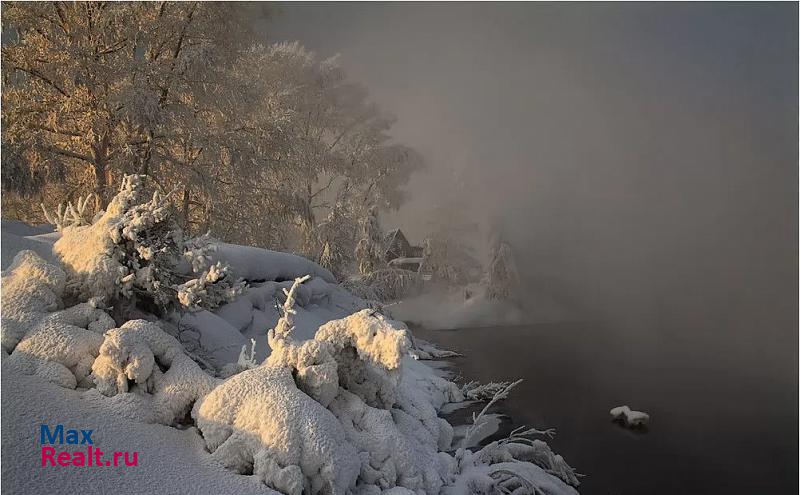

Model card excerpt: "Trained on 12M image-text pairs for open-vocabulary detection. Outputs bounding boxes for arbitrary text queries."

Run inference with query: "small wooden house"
[384,228,413,262]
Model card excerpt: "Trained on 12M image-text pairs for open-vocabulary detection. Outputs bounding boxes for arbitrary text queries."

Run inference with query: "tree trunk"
[182,187,191,232]
[92,135,112,210]
[93,161,108,211]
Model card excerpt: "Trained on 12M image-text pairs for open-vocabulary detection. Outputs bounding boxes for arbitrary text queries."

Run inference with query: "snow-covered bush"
[314,309,410,408]
[195,362,361,495]
[40,194,96,231]
[420,237,463,286]
[318,240,345,281]
[450,381,580,494]
[195,277,363,494]
[316,203,354,281]
[53,175,245,312]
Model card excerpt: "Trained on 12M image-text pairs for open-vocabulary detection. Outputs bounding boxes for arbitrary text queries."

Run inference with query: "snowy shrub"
[462,380,515,401]
[448,381,581,494]
[194,363,361,495]
[355,205,384,276]
[218,339,259,378]
[410,338,461,360]
[40,195,96,231]
[420,237,465,286]
[313,309,410,408]
[53,175,245,312]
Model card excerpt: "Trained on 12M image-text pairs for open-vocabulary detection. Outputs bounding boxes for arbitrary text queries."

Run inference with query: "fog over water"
[256,3,797,381]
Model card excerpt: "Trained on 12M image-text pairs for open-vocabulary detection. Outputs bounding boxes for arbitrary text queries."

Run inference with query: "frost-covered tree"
[355,206,383,275]
[221,42,422,255]
[2,6,422,260]
[315,201,354,280]
[420,237,461,285]
[421,195,483,286]
[484,239,520,301]
[1,2,250,209]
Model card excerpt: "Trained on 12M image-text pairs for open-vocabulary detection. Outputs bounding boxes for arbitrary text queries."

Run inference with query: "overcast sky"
[254,2,797,365]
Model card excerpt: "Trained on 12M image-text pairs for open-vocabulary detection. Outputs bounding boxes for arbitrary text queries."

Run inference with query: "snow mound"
[314,309,410,408]
[2,251,116,388]
[196,278,457,493]
[210,242,336,283]
[92,319,219,425]
[194,365,361,495]
[1,250,67,352]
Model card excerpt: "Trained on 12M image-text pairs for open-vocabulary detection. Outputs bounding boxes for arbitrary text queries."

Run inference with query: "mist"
[258,2,797,375]
[2,4,796,493]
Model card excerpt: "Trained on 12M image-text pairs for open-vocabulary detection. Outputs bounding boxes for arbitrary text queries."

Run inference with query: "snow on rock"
[610,405,650,427]
[92,319,219,425]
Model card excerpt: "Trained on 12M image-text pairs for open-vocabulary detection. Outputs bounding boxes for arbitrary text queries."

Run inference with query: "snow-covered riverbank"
[1,180,579,495]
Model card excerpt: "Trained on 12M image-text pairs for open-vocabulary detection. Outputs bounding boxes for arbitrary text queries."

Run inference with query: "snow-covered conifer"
[484,239,520,301]
[355,205,383,275]
[54,175,245,312]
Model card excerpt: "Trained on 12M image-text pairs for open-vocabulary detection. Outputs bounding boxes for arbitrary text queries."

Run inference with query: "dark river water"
[413,323,797,495]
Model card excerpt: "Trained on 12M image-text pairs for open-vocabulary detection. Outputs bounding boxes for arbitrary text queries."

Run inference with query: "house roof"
[384,228,406,246]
